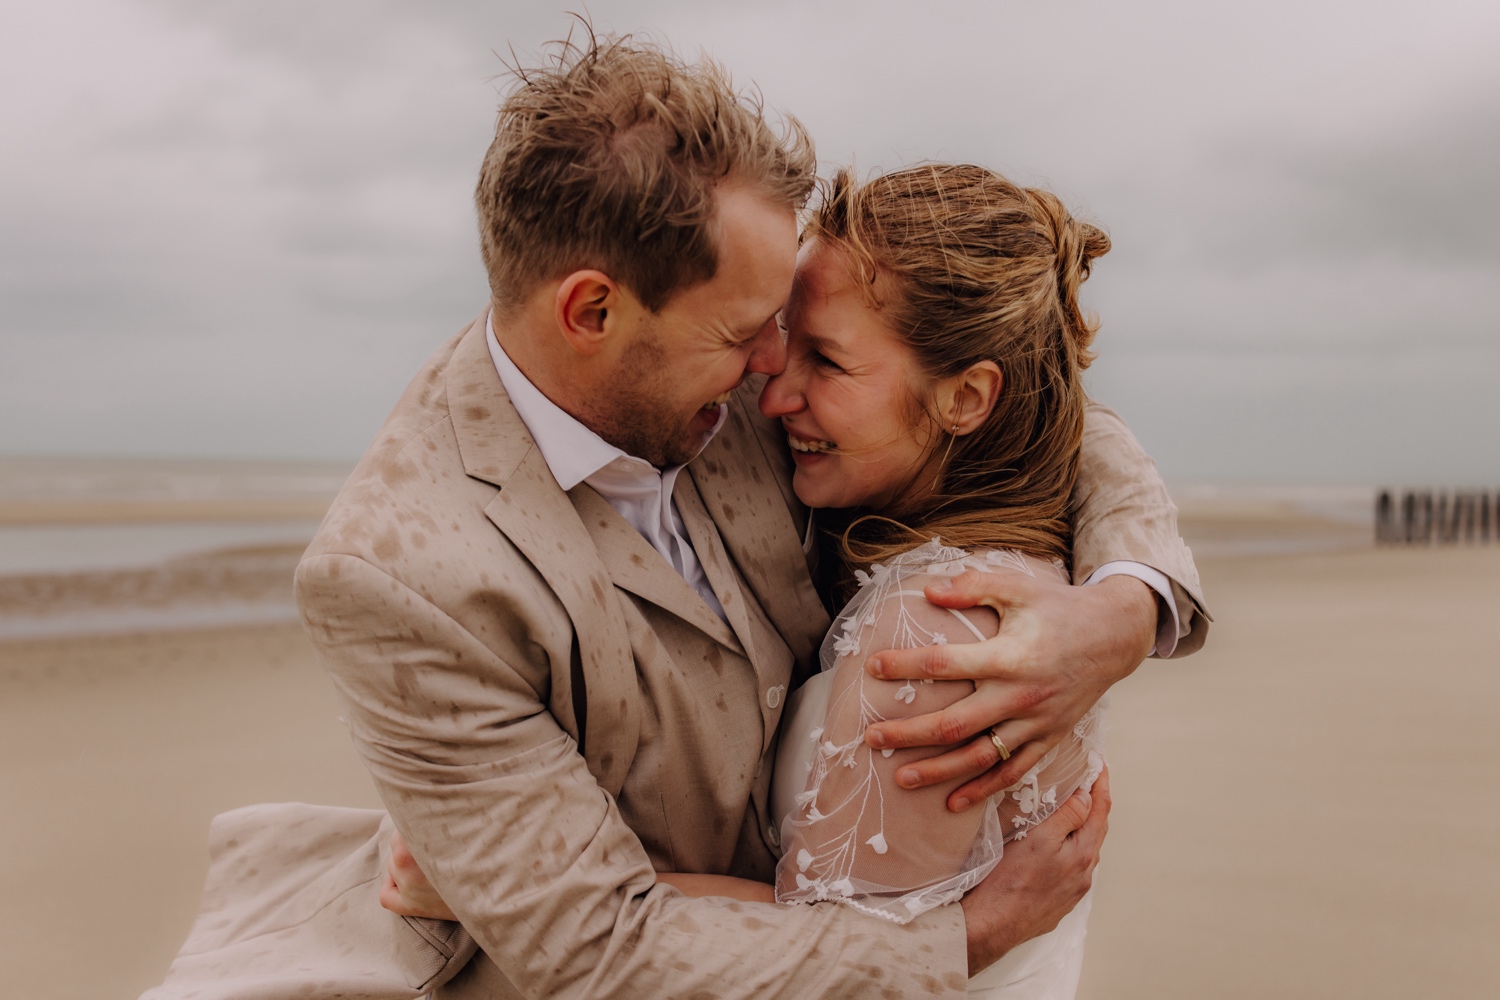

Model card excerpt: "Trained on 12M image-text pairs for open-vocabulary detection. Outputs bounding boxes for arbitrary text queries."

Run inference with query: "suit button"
[767,823,781,848]
[766,684,786,709]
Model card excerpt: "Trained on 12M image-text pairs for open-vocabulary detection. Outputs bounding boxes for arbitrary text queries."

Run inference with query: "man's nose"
[746,316,788,378]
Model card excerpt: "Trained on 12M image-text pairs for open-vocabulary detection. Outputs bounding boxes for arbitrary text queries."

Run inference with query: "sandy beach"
[1,486,1496,998]
[1076,543,1499,999]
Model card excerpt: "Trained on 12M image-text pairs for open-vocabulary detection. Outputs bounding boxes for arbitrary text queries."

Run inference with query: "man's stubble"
[584,327,704,469]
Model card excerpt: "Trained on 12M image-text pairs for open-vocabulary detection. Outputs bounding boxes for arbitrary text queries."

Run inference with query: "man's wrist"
[1095,574,1158,669]
[960,892,1016,976]
[1084,560,1182,657]
[960,894,989,976]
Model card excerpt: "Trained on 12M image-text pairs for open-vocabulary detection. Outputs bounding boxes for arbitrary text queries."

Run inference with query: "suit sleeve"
[295,552,970,1000]
[1071,402,1212,656]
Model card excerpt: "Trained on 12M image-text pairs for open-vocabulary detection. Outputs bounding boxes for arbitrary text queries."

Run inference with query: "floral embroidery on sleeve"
[773,538,1105,923]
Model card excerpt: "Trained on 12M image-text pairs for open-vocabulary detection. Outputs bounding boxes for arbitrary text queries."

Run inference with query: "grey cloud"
[1209,92,1500,266]
[3,0,1498,482]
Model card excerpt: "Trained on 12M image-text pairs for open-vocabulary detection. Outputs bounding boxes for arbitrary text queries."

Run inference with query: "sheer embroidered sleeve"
[774,540,1106,923]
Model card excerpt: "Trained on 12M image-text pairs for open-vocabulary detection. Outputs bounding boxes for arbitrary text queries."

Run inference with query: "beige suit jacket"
[287,312,1205,999]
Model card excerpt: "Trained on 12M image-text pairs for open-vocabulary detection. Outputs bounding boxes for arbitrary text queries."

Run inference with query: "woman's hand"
[863,570,1154,810]
[379,831,456,921]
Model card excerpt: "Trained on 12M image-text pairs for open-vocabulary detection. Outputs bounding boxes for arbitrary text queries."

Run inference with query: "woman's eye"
[812,352,841,371]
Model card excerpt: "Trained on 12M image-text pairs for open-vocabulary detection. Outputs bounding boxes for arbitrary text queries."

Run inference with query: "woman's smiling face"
[758,238,943,511]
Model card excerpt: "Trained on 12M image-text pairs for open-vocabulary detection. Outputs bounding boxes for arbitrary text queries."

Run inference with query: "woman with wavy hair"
[670,162,1114,998]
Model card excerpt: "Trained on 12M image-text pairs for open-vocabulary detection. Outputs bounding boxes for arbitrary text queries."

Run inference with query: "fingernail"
[866,655,884,677]
[951,797,970,811]
[867,730,886,749]
[897,768,919,788]
[928,579,953,594]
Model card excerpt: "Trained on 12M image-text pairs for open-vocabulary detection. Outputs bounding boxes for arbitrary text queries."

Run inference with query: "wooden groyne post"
[1377,489,1496,545]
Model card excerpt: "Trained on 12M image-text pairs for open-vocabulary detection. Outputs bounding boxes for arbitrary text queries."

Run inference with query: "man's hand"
[865,570,1154,810]
[379,831,456,922]
[962,766,1110,976]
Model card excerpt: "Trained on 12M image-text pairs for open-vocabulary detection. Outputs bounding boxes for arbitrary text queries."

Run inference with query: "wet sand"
[0,456,341,640]
[2,523,1496,998]
[0,541,306,640]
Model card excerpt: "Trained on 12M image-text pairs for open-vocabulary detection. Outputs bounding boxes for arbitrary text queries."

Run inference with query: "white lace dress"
[769,540,1106,999]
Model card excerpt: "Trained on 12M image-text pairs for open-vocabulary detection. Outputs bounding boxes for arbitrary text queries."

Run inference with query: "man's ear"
[554,270,621,357]
[941,361,1002,435]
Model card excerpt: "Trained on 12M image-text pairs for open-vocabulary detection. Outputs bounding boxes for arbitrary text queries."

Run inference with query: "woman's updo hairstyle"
[807,163,1110,569]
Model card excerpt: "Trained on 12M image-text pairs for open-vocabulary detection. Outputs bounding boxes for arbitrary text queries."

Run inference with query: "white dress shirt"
[487,317,728,621]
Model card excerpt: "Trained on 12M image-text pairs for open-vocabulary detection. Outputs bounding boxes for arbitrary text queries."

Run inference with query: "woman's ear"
[554,270,621,357]
[942,361,1002,435]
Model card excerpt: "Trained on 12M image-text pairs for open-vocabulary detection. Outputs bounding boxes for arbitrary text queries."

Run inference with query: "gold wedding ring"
[989,729,1011,762]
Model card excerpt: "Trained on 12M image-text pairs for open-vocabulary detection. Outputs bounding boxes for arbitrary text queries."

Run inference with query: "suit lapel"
[447,315,640,798]
[688,388,831,673]
[572,485,742,653]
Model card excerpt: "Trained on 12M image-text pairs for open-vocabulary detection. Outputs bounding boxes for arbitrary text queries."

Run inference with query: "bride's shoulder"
[964,546,1070,584]
[822,539,1069,661]
[852,537,1068,593]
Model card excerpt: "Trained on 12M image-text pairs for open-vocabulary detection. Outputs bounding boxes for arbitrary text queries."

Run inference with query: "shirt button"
[767,824,781,848]
[766,684,786,709]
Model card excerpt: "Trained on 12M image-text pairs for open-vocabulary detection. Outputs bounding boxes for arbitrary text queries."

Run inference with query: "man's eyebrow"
[731,311,781,343]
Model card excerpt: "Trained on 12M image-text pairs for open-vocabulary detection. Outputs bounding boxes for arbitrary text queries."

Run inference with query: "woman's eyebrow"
[804,328,849,358]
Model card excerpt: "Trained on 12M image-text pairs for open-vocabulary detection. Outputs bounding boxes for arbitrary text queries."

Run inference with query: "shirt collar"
[485,312,726,490]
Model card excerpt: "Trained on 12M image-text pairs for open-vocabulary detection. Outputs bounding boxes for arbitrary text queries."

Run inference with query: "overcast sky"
[2,0,1497,484]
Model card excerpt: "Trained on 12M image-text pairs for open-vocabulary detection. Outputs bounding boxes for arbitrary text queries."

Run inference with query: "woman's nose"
[758,367,804,419]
